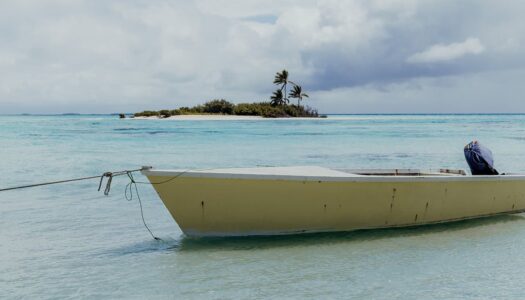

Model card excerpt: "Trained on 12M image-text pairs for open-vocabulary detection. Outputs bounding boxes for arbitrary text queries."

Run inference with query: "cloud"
[0,0,525,113]
[407,38,485,64]
[310,68,525,114]
[242,14,278,24]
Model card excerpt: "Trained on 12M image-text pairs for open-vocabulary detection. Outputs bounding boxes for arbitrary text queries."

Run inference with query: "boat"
[141,166,525,237]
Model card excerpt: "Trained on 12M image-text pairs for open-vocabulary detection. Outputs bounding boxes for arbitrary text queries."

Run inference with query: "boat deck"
[141,166,481,182]
[142,166,467,177]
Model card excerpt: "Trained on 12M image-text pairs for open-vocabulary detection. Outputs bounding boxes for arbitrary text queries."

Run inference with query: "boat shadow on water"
[172,214,525,252]
[105,214,525,256]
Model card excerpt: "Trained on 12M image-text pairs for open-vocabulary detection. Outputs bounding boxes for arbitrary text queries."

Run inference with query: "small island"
[133,70,321,118]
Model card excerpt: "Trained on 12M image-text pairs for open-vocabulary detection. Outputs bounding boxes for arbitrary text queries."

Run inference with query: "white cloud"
[407,38,485,64]
[0,1,525,113]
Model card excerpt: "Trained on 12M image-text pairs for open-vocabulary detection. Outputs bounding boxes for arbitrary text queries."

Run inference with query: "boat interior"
[339,169,467,176]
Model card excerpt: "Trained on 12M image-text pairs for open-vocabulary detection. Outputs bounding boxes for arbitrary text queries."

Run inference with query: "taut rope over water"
[0,166,162,240]
[0,168,144,192]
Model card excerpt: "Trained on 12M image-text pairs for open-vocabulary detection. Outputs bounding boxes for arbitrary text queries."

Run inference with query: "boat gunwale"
[141,169,525,182]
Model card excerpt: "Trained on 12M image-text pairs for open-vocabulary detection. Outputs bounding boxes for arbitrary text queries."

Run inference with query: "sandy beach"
[130,115,330,120]
[132,115,264,120]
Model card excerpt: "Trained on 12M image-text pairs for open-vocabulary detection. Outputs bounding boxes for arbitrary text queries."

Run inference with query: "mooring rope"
[134,170,191,185]
[0,167,165,240]
[0,166,215,240]
[124,171,161,240]
[0,168,144,193]
[0,174,107,192]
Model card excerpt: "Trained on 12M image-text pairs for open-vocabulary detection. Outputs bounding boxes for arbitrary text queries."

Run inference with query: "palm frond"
[288,85,302,98]
[273,69,289,85]
[281,69,288,81]
[270,89,284,106]
[273,74,283,85]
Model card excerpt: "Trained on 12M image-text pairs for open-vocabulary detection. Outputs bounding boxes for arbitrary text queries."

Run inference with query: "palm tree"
[270,89,285,106]
[289,84,309,106]
[273,69,290,103]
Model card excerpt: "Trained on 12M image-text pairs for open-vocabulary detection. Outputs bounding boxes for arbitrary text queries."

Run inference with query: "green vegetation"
[134,100,318,118]
[133,69,319,118]
[273,70,290,105]
[272,69,309,106]
[289,85,309,106]
[233,102,318,118]
[134,110,160,117]
[270,89,286,106]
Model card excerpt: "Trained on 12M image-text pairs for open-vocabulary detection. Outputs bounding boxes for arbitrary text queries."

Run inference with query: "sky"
[1,0,525,114]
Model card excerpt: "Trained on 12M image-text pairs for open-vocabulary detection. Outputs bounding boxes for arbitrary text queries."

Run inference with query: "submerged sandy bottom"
[5,114,525,298]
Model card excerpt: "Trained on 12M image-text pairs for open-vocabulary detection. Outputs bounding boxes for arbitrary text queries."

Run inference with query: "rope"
[134,170,191,185]
[0,166,198,241]
[0,174,104,192]
[0,168,144,193]
[0,167,163,240]
[124,171,161,240]
[133,167,221,186]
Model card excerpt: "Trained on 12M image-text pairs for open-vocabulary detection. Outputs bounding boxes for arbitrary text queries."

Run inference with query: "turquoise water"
[3,114,525,299]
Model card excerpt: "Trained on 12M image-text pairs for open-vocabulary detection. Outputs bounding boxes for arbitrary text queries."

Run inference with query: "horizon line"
[3,113,525,116]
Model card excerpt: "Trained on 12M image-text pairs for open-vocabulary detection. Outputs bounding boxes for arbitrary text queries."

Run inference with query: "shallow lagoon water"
[3,114,525,298]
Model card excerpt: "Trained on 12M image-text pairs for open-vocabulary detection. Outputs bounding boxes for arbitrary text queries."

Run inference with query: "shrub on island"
[134,100,319,118]
[134,110,160,117]
[159,110,171,118]
[202,99,235,114]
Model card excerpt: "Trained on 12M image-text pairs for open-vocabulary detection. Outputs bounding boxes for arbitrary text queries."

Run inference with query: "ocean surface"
[3,114,525,299]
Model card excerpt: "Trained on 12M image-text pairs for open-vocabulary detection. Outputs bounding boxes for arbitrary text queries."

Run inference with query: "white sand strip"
[132,115,264,120]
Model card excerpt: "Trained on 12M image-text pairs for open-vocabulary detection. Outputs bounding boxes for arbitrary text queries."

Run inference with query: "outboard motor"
[464,141,499,175]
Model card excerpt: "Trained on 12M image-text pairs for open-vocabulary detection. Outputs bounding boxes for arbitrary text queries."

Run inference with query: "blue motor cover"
[464,141,499,175]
